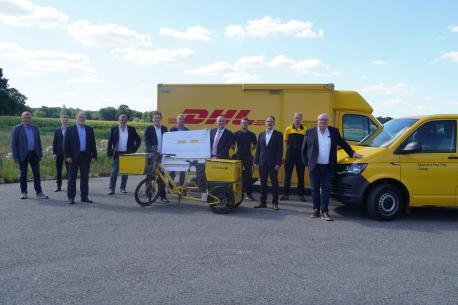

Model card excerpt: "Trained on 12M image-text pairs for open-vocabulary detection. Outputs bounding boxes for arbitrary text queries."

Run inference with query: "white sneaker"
[20,192,27,199]
[36,192,48,199]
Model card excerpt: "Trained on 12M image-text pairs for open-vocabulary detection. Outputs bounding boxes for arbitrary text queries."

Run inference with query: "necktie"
[212,130,222,156]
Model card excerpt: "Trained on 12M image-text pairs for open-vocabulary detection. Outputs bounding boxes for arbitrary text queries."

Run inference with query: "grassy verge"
[0,116,148,184]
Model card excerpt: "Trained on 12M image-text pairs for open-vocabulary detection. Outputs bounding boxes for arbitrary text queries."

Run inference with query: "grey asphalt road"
[1,176,457,305]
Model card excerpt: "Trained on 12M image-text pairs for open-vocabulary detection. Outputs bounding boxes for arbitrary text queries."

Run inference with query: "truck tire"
[208,186,235,214]
[366,183,403,220]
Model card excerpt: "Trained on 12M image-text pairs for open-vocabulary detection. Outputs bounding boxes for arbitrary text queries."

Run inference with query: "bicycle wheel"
[135,176,160,206]
[208,186,235,214]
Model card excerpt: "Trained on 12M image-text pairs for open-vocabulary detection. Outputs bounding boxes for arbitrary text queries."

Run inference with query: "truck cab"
[334,115,458,220]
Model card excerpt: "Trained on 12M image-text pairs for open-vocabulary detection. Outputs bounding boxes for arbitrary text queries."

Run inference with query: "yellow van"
[334,115,458,220]
[158,83,382,184]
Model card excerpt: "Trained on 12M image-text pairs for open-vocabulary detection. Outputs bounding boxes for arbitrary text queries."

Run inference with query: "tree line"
[0,68,155,122]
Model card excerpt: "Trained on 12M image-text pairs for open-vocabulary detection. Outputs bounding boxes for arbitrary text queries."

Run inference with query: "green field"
[0,116,149,184]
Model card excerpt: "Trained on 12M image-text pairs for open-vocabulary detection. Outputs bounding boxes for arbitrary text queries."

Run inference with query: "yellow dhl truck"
[157,83,382,185]
[334,115,458,220]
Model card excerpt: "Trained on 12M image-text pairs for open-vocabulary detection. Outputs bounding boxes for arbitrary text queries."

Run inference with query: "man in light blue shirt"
[11,112,48,200]
[77,123,86,151]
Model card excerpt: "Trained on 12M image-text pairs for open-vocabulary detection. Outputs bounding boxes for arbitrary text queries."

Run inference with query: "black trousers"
[67,152,90,200]
[55,154,68,188]
[19,151,42,194]
[259,164,279,204]
[309,164,333,212]
[283,148,305,196]
[235,155,254,196]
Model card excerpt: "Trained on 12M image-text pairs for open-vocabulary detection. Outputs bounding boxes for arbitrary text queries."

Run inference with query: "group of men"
[11,110,362,221]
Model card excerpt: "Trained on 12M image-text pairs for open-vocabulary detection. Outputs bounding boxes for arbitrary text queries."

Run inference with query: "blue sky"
[0,0,457,117]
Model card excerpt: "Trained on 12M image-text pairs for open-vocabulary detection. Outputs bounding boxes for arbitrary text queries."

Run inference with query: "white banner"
[162,129,211,171]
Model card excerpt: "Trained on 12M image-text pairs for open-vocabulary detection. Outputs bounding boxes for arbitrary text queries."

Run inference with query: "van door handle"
[448,156,458,159]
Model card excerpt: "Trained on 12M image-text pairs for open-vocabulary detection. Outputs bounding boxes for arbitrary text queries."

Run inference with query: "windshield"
[359,118,418,147]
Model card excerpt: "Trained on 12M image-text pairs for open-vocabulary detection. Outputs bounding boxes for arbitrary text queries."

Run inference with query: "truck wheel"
[208,186,235,214]
[366,183,403,220]
[135,176,160,206]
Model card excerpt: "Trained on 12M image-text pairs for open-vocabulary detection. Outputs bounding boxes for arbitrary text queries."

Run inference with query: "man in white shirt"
[210,116,234,159]
[144,111,168,202]
[302,113,363,221]
[107,114,141,195]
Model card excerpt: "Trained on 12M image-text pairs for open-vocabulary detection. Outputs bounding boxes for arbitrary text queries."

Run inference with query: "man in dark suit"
[52,115,69,192]
[144,111,168,202]
[210,116,233,159]
[302,113,363,221]
[254,115,283,211]
[64,111,97,204]
[107,114,141,194]
[11,111,48,200]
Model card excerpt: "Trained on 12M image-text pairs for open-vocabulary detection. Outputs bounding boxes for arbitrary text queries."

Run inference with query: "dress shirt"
[317,127,331,164]
[61,127,66,136]
[24,124,35,151]
[154,126,163,153]
[77,124,86,152]
[117,126,128,151]
[265,129,273,146]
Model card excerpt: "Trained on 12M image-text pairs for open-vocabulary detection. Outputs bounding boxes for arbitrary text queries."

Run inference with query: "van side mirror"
[400,142,422,154]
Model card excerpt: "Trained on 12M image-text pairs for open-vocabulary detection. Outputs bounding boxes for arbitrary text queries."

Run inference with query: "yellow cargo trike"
[119,150,243,214]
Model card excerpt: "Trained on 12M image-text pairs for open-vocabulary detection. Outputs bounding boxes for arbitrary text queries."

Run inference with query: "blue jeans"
[309,164,333,212]
[19,151,42,194]
[109,154,128,190]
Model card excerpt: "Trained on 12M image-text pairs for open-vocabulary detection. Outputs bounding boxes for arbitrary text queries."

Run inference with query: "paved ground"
[1,176,457,305]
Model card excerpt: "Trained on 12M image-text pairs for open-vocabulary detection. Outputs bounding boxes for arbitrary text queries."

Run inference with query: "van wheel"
[366,184,403,220]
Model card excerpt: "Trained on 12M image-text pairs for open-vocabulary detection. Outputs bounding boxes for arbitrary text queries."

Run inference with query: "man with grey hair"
[11,111,48,199]
[302,113,363,221]
[64,111,97,204]
[210,116,233,159]
[53,115,69,192]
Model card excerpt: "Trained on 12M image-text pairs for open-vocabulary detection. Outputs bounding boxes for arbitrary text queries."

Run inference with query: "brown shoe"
[254,203,267,208]
[321,211,333,221]
[311,209,320,218]
[272,204,279,211]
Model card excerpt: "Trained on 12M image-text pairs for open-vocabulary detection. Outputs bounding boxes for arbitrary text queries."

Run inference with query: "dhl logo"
[168,109,266,125]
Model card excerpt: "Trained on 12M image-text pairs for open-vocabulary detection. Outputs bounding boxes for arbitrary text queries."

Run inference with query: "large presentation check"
[162,129,211,171]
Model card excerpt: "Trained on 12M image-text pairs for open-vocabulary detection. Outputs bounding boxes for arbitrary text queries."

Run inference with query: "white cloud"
[0,42,94,74]
[67,75,106,84]
[380,99,407,107]
[448,101,458,106]
[361,82,413,96]
[372,59,388,65]
[186,54,327,82]
[0,0,68,28]
[449,25,458,33]
[440,51,458,63]
[159,25,212,41]
[68,20,152,48]
[225,16,324,39]
[112,48,194,65]
[186,61,233,75]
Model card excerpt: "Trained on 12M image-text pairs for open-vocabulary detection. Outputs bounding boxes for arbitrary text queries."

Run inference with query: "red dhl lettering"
[168,109,258,125]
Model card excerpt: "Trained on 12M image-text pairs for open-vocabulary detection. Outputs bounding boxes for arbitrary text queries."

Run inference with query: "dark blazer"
[52,127,65,156]
[255,130,283,167]
[302,126,354,172]
[107,125,141,157]
[64,124,97,162]
[144,125,168,153]
[210,128,234,159]
[11,124,43,161]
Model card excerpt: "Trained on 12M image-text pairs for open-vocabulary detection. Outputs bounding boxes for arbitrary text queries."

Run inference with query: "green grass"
[0,116,149,184]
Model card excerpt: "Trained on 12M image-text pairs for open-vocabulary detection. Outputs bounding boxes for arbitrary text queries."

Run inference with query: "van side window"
[342,114,378,142]
[404,120,456,153]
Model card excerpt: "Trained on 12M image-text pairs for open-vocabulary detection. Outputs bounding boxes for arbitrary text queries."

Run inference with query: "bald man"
[11,112,48,199]
[302,113,363,221]
[210,116,234,159]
